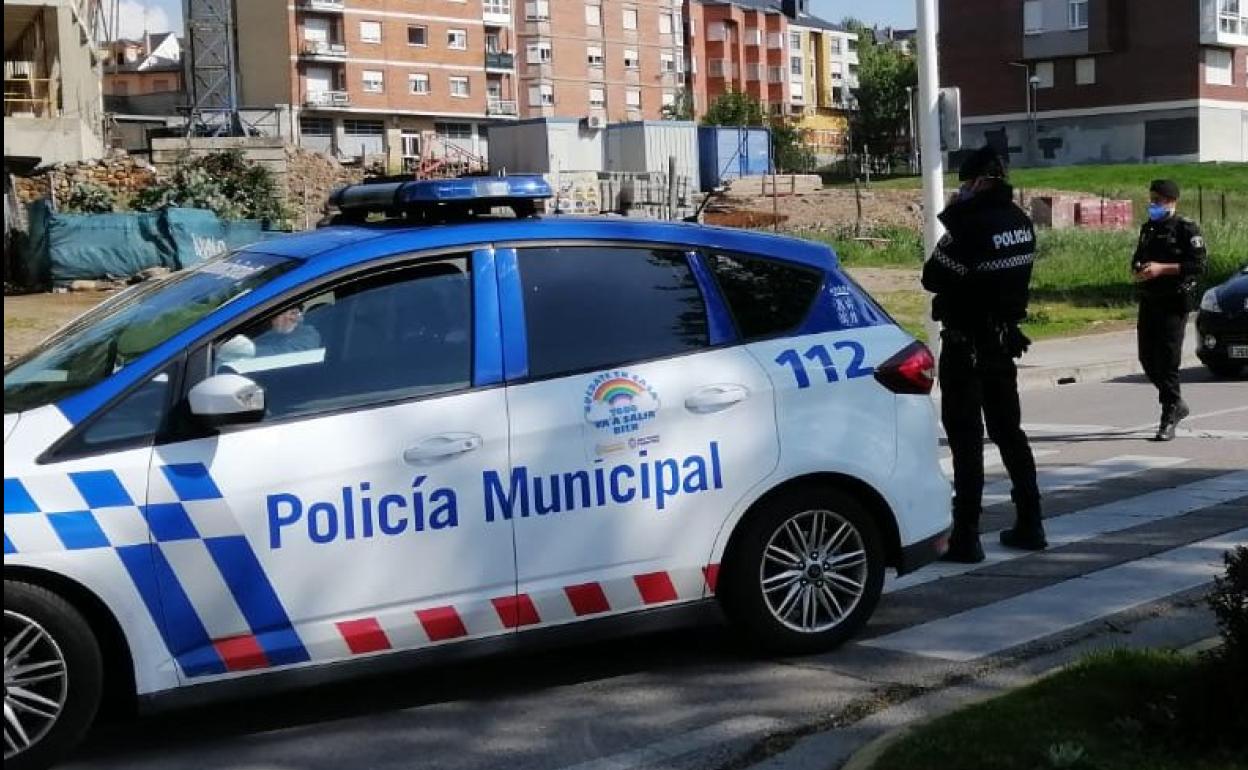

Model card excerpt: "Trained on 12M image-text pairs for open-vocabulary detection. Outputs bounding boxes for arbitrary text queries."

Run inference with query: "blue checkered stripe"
[4,464,310,677]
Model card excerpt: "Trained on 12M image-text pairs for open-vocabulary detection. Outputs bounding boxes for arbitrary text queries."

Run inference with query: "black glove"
[1003,323,1031,358]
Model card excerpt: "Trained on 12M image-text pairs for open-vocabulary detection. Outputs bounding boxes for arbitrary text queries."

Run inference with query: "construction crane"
[182,0,240,135]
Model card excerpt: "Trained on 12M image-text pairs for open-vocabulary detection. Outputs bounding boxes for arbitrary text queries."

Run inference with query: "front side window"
[5,253,295,414]
[211,259,471,420]
[707,253,822,340]
[516,246,709,379]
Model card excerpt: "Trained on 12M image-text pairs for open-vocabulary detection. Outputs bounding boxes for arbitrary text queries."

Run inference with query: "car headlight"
[1200,289,1221,313]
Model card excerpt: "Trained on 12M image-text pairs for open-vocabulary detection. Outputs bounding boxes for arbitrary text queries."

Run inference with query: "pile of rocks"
[13,149,158,210]
[284,146,363,229]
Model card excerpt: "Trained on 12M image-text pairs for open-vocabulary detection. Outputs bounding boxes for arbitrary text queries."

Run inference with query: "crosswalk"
[874,444,1248,663]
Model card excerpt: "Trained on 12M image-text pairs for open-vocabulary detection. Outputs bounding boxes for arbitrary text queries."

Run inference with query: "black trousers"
[1137,301,1188,408]
[939,332,1040,528]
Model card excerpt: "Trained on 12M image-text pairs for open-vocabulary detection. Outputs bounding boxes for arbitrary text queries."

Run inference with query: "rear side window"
[707,252,822,340]
[517,246,709,378]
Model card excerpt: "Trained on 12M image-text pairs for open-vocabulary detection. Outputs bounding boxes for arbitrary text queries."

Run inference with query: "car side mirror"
[188,374,265,426]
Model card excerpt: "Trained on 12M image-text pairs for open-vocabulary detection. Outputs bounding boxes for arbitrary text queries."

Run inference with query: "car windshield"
[4,252,297,414]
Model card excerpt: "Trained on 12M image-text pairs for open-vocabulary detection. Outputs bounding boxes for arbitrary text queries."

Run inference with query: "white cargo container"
[603,121,700,192]
[487,118,604,174]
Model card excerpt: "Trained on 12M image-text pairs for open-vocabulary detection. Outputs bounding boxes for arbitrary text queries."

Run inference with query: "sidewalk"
[1011,322,1198,392]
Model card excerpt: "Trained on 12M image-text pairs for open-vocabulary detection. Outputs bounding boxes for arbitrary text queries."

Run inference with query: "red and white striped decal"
[302,564,722,665]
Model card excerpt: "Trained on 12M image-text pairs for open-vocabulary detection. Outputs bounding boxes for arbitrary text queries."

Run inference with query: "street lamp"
[1028,75,1041,164]
[905,85,918,174]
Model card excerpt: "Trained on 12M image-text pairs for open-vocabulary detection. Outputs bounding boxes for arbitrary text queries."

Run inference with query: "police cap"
[958,146,1007,182]
[1149,179,1180,201]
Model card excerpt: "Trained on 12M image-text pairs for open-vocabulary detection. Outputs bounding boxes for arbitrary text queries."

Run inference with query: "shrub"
[132,150,289,225]
[63,182,117,214]
[1208,545,1248,671]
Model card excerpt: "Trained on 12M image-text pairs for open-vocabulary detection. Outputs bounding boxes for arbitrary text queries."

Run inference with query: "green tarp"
[17,201,282,285]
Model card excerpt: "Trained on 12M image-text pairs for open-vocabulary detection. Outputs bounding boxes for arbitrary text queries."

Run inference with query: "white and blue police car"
[3,176,949,769]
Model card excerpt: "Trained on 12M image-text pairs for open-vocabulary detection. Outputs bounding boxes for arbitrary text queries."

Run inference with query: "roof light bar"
[329,175,552,214]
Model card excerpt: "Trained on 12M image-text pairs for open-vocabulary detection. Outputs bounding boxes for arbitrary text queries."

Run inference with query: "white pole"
[915,0,944,357]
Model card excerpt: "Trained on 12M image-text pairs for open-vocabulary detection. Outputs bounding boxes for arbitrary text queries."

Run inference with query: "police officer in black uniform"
[922,146,1045,564]
[1132,179,1207,442]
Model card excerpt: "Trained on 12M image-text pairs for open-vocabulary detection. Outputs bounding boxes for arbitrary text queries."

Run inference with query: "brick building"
[685,0,857,164]
[940,0,1248,165]
[236,0,520,171]
[514,0,686,122]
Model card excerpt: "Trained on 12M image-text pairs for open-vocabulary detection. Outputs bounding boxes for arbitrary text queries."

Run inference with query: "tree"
[701,90,767,127]
[661,88,695,121]
[846,22,917,160]
[701,91,814,173]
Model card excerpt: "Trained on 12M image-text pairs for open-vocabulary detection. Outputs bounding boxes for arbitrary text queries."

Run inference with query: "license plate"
[1230,345,1248,359]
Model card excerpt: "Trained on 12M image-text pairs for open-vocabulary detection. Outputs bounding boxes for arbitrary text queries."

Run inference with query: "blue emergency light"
[327,175,552,223]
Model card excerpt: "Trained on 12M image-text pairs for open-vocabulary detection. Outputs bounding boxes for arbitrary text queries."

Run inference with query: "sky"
[115,0,916,39]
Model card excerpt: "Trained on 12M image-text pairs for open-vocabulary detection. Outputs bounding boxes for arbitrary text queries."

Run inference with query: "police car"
[3,177,949,769]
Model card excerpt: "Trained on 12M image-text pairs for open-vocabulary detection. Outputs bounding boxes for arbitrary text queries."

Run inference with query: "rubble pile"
[283,146,363,228]
[13,149,158,210]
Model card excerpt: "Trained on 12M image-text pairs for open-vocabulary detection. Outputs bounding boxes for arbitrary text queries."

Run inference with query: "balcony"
[487,99,519,116]
[483,0,512,26]
[745,63,765,82]
[485,51,515,71]
[300,40,348,61]
[767,32,784,49]
[745,28,762,46]
[298,0,345,12]
[1201,0,1248,44]
[304,90,350,108]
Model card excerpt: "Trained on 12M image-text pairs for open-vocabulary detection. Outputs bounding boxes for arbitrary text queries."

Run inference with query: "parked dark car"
[1196,265,1248,377]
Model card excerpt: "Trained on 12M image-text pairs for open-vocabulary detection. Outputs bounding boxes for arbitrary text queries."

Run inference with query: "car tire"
[4,581,103,770]
[719,485,886,655]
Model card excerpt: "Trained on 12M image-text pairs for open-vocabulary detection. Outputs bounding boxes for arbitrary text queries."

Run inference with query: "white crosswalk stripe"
[866,527,1248,661]
[888,469,1248,593]
[982,454,1185,504]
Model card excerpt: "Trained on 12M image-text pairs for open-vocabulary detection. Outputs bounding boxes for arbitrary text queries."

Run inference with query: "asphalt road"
[64,366,1248,770]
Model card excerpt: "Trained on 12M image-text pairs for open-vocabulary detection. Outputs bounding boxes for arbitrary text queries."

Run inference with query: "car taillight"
[874,341,936,395]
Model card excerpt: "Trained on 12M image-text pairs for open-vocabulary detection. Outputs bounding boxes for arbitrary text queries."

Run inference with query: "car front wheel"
[720,486,886,655]
[4,581,103,770]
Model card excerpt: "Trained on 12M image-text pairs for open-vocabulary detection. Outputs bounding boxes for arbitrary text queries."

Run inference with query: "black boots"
[1153,400,1190,442]
[941,521,985,563]
[999,494,1047,551]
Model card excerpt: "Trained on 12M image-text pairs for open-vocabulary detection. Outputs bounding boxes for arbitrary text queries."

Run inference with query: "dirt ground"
[710,187,925,231]
[3,290,120,363]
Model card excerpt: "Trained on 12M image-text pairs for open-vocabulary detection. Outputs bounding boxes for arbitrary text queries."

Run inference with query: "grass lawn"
[801,223,1246,342]
[875,649,1247,770]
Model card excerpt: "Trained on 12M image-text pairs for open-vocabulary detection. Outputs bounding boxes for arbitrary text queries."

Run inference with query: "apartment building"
[789,14,857,163]
[686,0,856,160]
[4,0,105,164]
[513,0,686,123]
[236,0,520,171]
[940,0,1248,165]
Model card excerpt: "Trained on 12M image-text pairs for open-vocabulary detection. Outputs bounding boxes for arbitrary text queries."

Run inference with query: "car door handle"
[403,433,483,464]
[684,384,750,414]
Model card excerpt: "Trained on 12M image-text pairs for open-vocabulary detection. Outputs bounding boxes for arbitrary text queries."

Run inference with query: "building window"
[409,73,430,94]
[362,69,384,92]
[789,31,802,50]
[484,0,511,15]
[623,49,639,69]
[447,29,468,49]
[830,37,842,55]
[1024,0,1043,35]
[344,119,384,135]
[529,83,555,106]
[359,20,382,43]
[659,13,672,34]
[625,89,641,108]
[661,90,675,107]
[436,122,473,139]
[449,76,471,97]
[789,82,803,100]
[1075,57,1096,85]
[525,0,549,21]
[768,65,784,82]
[585,4,601,26]
[152,78,171,91]
[300,116,334,136]
[587,45,604,66]
[790,55,803,76]
[1068,0,1088,30]
[1033,61,1054,88]
[1220,0,1247,34]
[660,52,675,72]
[527,42,553,63]
[408,25,427,46]
[589,86,605,107]
[1205,48,1234,85]
[623,7,638,30]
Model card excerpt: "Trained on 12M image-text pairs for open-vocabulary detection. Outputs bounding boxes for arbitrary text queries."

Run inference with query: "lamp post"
[905,85,918,174]
[1028,75,1041,164]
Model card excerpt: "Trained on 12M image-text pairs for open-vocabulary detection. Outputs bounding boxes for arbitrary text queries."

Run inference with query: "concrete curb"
[1016,354,1201,392]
